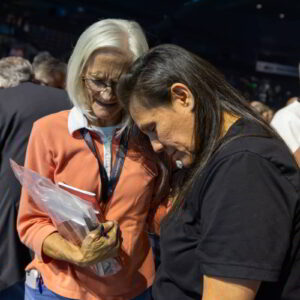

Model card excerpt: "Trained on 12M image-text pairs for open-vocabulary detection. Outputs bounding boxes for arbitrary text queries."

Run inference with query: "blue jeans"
[25,283,152,300]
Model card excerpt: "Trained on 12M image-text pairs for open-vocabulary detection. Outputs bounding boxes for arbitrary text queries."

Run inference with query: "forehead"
[84,48,132,77]
[129,95,169,128]
[129,97,153,124]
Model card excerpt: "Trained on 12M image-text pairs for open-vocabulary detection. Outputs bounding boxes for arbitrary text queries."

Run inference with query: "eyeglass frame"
[81,76,118,93]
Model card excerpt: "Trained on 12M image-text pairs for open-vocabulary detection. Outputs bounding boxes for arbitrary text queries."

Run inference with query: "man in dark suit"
[0,57,72,299]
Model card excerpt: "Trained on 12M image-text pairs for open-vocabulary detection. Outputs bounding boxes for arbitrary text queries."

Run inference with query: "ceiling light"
[279,13,285,19]
[256,3,262,9]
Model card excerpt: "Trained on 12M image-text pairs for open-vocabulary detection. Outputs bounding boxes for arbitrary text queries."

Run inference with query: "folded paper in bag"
[10,159,121,276]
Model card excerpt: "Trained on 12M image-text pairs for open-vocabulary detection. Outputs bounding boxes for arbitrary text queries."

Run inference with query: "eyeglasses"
[82,77,118,93]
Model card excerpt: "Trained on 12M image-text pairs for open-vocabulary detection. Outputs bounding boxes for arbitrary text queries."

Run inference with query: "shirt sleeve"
[147,155,173,235]
[271,111,300,152]
[17,121,58,262]
[196,151,295,282]
[148,196,173,235]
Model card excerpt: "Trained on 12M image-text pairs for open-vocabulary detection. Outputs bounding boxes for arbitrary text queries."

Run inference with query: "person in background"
[0,56,71,300]
[117,44,300,300]
[17,19,170,300]
[271,97,300,166]
[0,56,32,88]
[32,51,52,65]
[32,52,67,89]
[8,44,25,58]
[285,96,299,106]
[250,100,274,123]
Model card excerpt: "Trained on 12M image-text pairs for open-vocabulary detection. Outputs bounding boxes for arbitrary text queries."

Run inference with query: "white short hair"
[0,56,32,88]
[66,19,149,120]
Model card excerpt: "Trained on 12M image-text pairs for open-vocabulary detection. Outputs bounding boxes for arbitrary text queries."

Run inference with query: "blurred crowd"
[248,97,300,165]
[0,52,66,89]
[0,51,71,299]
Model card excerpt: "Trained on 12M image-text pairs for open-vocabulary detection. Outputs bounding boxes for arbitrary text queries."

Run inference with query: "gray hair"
[32,51,52,67]
[0,56,32,88]
[66,18,149,120]
[33,54,67,88]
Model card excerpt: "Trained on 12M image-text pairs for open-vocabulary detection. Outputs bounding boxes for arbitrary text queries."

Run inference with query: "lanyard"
[80,128,128,203]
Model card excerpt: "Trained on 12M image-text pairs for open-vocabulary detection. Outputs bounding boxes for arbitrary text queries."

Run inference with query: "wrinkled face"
[129,91,196,168]
[83,49,132,126]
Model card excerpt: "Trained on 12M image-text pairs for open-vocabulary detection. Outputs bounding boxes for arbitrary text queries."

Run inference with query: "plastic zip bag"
[10,159,121,276]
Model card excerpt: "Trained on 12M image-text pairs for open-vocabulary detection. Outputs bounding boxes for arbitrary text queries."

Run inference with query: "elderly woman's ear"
[170,83,195,111]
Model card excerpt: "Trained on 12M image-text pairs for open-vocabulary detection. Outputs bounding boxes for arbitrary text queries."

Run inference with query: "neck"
[221,112,240,137]
[90,114,122,127]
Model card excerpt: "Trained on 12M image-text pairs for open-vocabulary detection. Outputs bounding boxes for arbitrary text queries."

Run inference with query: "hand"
[74,221,121,267]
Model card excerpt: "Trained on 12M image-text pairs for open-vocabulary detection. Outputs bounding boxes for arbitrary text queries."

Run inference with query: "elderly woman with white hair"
[17,19,169,300]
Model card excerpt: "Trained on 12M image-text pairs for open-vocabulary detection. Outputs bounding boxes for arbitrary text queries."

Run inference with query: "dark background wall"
[1,0,299,109]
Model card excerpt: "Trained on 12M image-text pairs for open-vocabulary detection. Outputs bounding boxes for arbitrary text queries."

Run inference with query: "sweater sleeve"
[148,196,173,235]
[17,121,58,262]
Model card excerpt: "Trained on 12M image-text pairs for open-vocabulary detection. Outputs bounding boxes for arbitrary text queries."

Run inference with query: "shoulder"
[18,83,71,108]
[28,110,78,159]
[32,110,70,137]
[126,135,159,178]
[1,82,64,96]
[0,83,71,113]
[192,149,299,224]
[221,124,295,164]
[205,136,299,192]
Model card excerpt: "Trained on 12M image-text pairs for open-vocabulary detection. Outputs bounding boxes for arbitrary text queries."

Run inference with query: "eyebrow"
[88,72,120,82]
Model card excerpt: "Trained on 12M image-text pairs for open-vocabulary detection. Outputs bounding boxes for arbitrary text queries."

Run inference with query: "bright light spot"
[279,13,285,19]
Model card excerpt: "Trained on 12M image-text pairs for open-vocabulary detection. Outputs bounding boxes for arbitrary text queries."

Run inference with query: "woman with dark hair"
[117,44,300,300]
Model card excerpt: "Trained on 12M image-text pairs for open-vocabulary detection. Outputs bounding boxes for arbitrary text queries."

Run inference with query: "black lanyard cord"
[80,128,128,203]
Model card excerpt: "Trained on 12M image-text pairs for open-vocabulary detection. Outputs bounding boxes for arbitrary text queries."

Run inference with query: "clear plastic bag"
[10,159,121,276]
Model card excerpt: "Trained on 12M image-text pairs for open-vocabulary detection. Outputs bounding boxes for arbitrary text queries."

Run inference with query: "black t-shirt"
[153,119,300,300]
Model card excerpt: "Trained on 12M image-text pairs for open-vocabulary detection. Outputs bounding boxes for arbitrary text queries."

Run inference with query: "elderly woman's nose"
[101,87,115,100]
[151,139,164,153]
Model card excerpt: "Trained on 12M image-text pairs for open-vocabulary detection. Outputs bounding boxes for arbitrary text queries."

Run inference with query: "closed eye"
[141,123,156,135]
[149,124,156,133]
[91,79,106,87]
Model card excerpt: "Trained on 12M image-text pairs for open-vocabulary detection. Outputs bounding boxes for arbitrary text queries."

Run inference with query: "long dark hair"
[118,44,279,212]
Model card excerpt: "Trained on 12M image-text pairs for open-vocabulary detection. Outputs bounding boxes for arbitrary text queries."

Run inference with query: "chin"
[92,110,123,126]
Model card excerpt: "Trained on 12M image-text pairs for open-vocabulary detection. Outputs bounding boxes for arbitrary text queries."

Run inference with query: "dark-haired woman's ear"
[170,83,195,111]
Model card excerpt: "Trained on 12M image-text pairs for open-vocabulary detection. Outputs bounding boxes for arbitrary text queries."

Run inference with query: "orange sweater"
[17,110,161,300]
